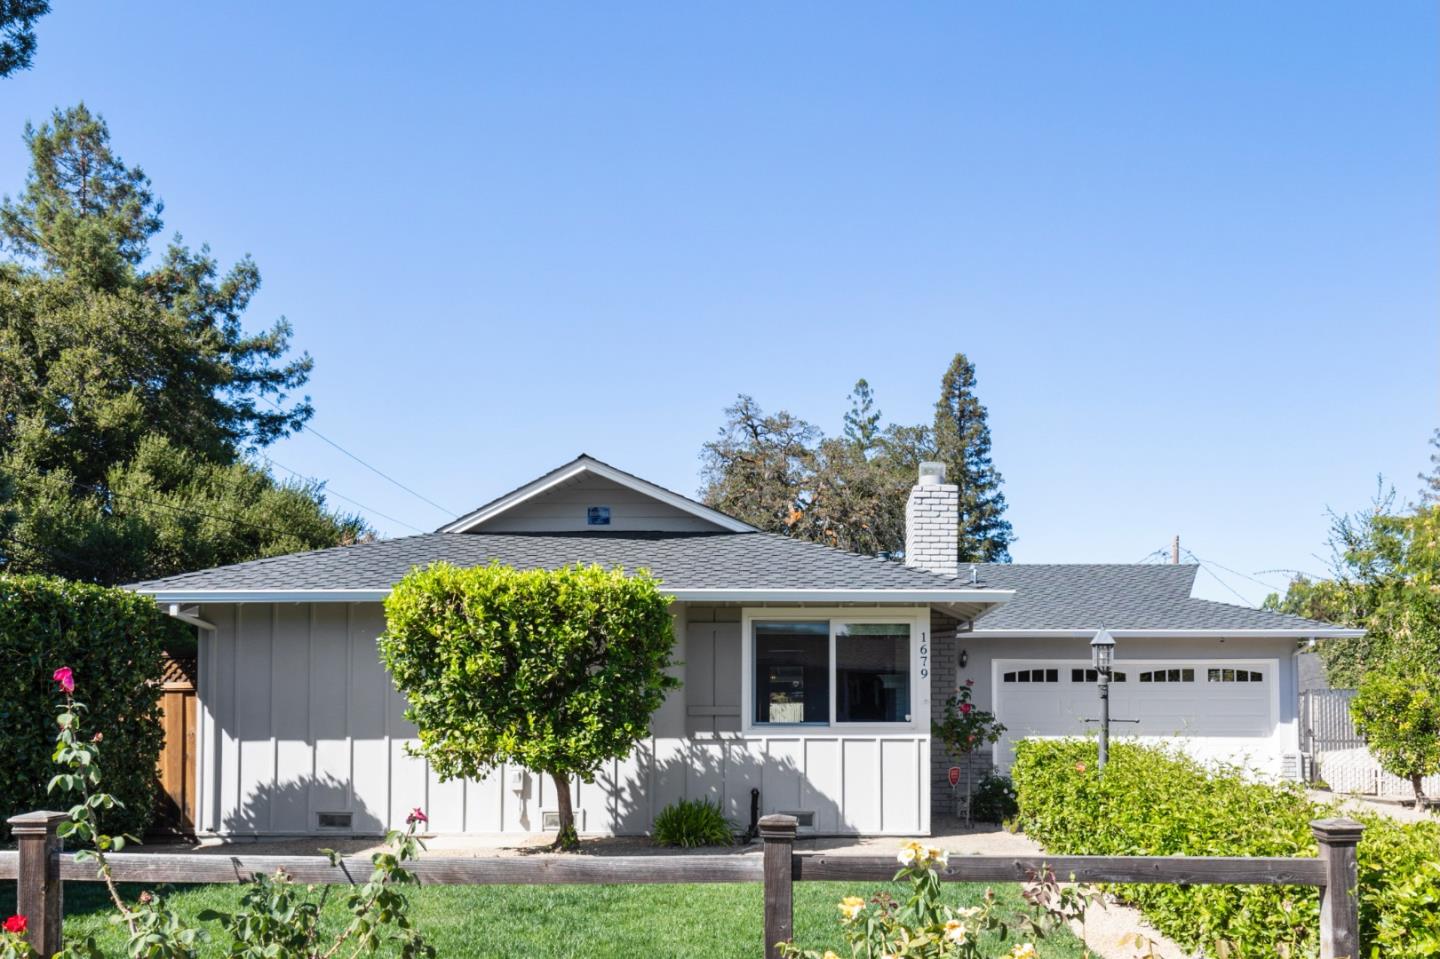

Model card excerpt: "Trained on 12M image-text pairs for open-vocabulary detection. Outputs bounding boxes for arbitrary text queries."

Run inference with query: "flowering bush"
[932,681,1005,759]
[32,666,436,959]
[0,916,32,959]
[779,841,1086,959]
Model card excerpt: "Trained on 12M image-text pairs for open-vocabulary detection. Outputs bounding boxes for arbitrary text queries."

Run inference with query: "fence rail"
[4,811,1365,959]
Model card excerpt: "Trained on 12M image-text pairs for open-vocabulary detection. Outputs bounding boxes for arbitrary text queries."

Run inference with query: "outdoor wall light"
[958,649,968,669]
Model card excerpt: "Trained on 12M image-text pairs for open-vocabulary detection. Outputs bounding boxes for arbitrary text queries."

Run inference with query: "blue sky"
[3,3,1435,604]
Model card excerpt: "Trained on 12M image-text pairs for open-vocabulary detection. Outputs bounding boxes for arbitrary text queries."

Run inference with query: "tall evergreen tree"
[0,105,367,583]
[932,353,1012,562]
[1420,428,1440,504]
[842,379,882,453]
[0,1,49,78]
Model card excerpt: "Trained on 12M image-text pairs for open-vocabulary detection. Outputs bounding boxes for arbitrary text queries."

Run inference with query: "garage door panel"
[995,661,1273,768]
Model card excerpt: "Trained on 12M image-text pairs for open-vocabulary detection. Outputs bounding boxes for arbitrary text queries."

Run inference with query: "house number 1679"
[919,638,929,679]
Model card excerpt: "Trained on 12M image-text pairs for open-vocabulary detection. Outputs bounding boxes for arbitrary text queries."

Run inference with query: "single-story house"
[128,454,1361,839]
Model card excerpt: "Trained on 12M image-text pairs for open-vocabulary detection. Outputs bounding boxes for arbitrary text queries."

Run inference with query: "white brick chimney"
[904,462,958,578]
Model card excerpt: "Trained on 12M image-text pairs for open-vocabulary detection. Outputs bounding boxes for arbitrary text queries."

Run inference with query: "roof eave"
[966,627,1365,639]
[135,587,1015,606]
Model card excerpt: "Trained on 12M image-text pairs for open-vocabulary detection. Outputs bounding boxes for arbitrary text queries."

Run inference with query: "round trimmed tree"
[380,562,678,848]
[1351,663,1440,805]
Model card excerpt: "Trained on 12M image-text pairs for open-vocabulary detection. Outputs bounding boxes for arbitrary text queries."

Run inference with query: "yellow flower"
[823,953,841,959]
[1010,943,1038,959]
[837,896,866,922]
[896,845,918,867]
[943,919,968,943]
[927,845,949,867]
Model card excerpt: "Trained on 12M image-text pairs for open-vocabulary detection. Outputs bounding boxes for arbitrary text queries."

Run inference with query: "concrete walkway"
[1307,788,1438,825]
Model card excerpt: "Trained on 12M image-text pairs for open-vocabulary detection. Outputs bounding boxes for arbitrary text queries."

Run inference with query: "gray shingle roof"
[128,531,982,593]
[127,537,1350,634]
[968,563,1341,631]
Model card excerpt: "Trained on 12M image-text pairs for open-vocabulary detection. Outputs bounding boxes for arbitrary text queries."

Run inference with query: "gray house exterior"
[130,455,1359,839]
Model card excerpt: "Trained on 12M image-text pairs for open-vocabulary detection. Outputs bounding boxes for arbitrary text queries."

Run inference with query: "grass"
[2,878,1089,958]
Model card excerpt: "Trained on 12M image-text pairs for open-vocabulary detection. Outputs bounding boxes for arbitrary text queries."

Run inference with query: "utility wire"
[1132,548,1168,564]
[1183,549,1289,596]
[261,397,455,517]
[1182,549,1261,606]
[261,455,426,534]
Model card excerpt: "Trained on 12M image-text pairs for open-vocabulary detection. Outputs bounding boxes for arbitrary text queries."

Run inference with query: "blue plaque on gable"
[587,506,611,526]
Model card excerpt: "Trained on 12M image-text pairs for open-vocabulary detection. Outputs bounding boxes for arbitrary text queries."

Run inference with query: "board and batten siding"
[196,602,931,837]
[470,474,725,533]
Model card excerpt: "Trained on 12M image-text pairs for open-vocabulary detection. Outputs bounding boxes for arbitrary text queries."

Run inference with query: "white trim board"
[967,628,1363,639]
[438,456,757,534]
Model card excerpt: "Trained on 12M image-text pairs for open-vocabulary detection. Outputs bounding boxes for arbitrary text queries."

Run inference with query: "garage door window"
[1138,668,1194,683]
[1071,668,1127,683]
[1208,668,1263,683]
[1003,668,1059,683]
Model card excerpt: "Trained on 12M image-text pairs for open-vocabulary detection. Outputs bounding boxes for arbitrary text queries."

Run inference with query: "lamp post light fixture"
[1090,628,1117,775]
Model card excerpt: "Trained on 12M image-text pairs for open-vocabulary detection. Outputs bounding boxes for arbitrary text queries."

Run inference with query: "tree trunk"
[1412,772,1429,807]
[550,771,578,850]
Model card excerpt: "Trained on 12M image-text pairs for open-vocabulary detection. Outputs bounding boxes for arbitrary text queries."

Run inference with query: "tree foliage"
[0,0,48,78]
[700,354,1013,564]
[1264,491,1440,687]
[380,562,679,849]
[0,573,179,840]
[0,104,366,584]
[1351,664,1440,804]
[932,354,1012,562]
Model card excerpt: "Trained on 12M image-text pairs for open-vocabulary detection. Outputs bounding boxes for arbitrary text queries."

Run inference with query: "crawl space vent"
[317,812,352,830]
[781,810,816,829]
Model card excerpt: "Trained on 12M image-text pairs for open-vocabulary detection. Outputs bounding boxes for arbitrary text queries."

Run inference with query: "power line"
[260,455,426,534]
[1181,549,1263,607]
[261,397,455,517]
[1183,549,1289,596]
[1133,548,1167,564]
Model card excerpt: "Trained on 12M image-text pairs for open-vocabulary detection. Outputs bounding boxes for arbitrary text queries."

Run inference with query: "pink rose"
[965,679,974,687]
[52,666,74,694]
[406,807,428,826]
[960,703,973,715]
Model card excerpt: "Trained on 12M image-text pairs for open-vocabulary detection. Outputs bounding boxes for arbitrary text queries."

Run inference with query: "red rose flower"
[3,915,27,934]
[406,807,428,826]
[964,679,975,687]
[52,666,74,694]
[960,702,973,715]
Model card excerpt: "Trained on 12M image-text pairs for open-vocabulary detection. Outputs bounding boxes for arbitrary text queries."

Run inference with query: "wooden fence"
[2,812,1365,959]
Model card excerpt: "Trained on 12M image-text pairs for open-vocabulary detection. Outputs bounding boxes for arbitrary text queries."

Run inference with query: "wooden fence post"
[7,811,67,957]
[760,814,797,959]
[1311,817,1364,959]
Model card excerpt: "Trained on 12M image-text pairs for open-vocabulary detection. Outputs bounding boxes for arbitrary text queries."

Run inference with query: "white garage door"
[993,661,1276,770]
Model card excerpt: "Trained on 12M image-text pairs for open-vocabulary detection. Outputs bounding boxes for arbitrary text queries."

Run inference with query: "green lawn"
[3,879,1086,957]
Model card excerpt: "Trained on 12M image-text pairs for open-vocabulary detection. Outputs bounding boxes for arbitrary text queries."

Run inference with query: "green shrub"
[652,798,734,847]
[0,574,178,838]
[1012,738,1440,959]
[970,773,1018,823]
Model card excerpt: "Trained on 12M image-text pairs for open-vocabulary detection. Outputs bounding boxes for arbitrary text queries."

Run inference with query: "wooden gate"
[155,654,197,834]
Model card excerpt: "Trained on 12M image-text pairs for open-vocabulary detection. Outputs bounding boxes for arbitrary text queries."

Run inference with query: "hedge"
[1012,739,1440,959]
[0,575,180,839]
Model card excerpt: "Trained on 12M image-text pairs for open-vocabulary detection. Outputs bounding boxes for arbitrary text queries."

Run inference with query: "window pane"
[754,621,829,724]
[836,623,910,723]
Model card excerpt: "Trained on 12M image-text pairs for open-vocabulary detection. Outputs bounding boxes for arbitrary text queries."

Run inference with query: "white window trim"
[740,607,930,736]
[989,656,1282,767]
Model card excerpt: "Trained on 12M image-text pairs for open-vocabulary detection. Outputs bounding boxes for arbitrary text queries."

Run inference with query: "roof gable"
[438,455,755,534]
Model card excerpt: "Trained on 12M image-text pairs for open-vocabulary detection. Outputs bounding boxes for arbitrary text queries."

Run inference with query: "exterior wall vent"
[780,810,816,830]
[317,812,353,830]
[542,810,586,831]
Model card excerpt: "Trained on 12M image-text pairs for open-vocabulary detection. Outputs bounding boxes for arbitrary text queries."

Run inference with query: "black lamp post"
[1090,628,1116,774]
